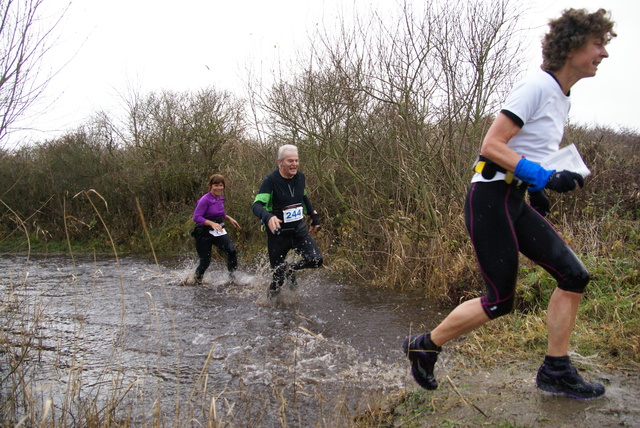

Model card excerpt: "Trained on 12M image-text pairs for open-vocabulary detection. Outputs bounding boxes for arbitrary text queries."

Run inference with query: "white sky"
[7,0,639,148]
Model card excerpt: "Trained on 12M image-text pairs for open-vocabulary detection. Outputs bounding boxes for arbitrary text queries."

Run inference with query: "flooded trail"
[0,254,436,426]
[2,254,637,427]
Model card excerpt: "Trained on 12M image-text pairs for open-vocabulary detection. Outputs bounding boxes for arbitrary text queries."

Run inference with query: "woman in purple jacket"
[191,174,241,283]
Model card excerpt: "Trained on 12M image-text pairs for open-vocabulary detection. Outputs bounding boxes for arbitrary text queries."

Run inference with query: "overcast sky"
[7,0,638,148]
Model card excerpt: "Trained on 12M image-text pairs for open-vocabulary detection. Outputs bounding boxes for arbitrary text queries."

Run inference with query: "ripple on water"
[0,254,438,425]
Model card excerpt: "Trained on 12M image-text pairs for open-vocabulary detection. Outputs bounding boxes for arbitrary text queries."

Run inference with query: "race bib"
[209,228,227,237]
[282,204,303,223]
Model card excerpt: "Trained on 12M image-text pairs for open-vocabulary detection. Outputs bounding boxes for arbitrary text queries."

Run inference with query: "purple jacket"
[193,193,226,225]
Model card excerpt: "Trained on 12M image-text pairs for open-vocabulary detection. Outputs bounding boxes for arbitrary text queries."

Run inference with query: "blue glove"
[514,158,554,192]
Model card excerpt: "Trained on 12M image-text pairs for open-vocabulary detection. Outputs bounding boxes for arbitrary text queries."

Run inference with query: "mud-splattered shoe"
[267,282,281,299]
[402,332,441,390]
[286,266,297,290]
[536,356,605,399]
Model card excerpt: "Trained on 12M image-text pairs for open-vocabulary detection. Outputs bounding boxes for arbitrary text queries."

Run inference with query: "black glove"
[546,171,584,193]
[528,190,550,217]
[309,210,320,226]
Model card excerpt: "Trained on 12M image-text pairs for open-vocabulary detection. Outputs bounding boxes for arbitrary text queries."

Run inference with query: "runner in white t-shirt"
[403,8,616,400]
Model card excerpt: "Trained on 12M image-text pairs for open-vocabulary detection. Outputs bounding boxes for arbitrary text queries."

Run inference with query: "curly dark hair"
[542,8,616,72]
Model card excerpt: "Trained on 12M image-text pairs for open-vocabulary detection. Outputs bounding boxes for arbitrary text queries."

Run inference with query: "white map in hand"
[540,144,591,178]
[209,228,227,237]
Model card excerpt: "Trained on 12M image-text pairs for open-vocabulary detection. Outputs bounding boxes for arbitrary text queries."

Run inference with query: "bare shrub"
[249,0,527,296]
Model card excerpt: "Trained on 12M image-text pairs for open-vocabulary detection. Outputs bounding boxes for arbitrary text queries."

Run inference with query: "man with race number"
[252,144,323,298]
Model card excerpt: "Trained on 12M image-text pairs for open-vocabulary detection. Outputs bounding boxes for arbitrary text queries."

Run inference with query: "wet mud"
[388,355,640,427]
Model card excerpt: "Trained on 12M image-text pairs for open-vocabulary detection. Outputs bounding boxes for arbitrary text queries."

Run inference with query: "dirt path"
[388,356,640,427]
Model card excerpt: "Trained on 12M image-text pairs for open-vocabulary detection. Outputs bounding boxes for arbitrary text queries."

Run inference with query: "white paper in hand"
[209,228,227,237]
[540,144,591,178]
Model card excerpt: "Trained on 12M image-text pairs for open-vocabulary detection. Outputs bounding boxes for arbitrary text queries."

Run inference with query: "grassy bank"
[362,240,639,427]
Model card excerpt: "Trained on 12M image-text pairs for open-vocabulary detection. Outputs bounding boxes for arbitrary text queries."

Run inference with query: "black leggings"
[194,232,237,277]
[464,181,589,319]
[267,229,323,287]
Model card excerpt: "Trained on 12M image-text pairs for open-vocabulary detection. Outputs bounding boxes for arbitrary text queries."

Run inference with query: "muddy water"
[3,254,637,427]
[0,254,439,426]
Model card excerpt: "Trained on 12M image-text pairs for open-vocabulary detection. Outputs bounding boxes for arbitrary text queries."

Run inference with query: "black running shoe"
[536,358,605,399]
[267,282,281,299]
[286,266,297,290]
[402,333,441,390]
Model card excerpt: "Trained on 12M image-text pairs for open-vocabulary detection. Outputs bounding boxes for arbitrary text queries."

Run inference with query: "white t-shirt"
[472,71,571,183]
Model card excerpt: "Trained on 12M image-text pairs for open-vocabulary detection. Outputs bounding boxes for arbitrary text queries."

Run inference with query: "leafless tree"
[0,0,65,147]
[252,0,527,225]
[244,0,529,284]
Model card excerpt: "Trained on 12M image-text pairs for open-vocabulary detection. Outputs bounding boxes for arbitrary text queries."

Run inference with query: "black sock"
[544,355,570,369]
[423,333,442,351]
